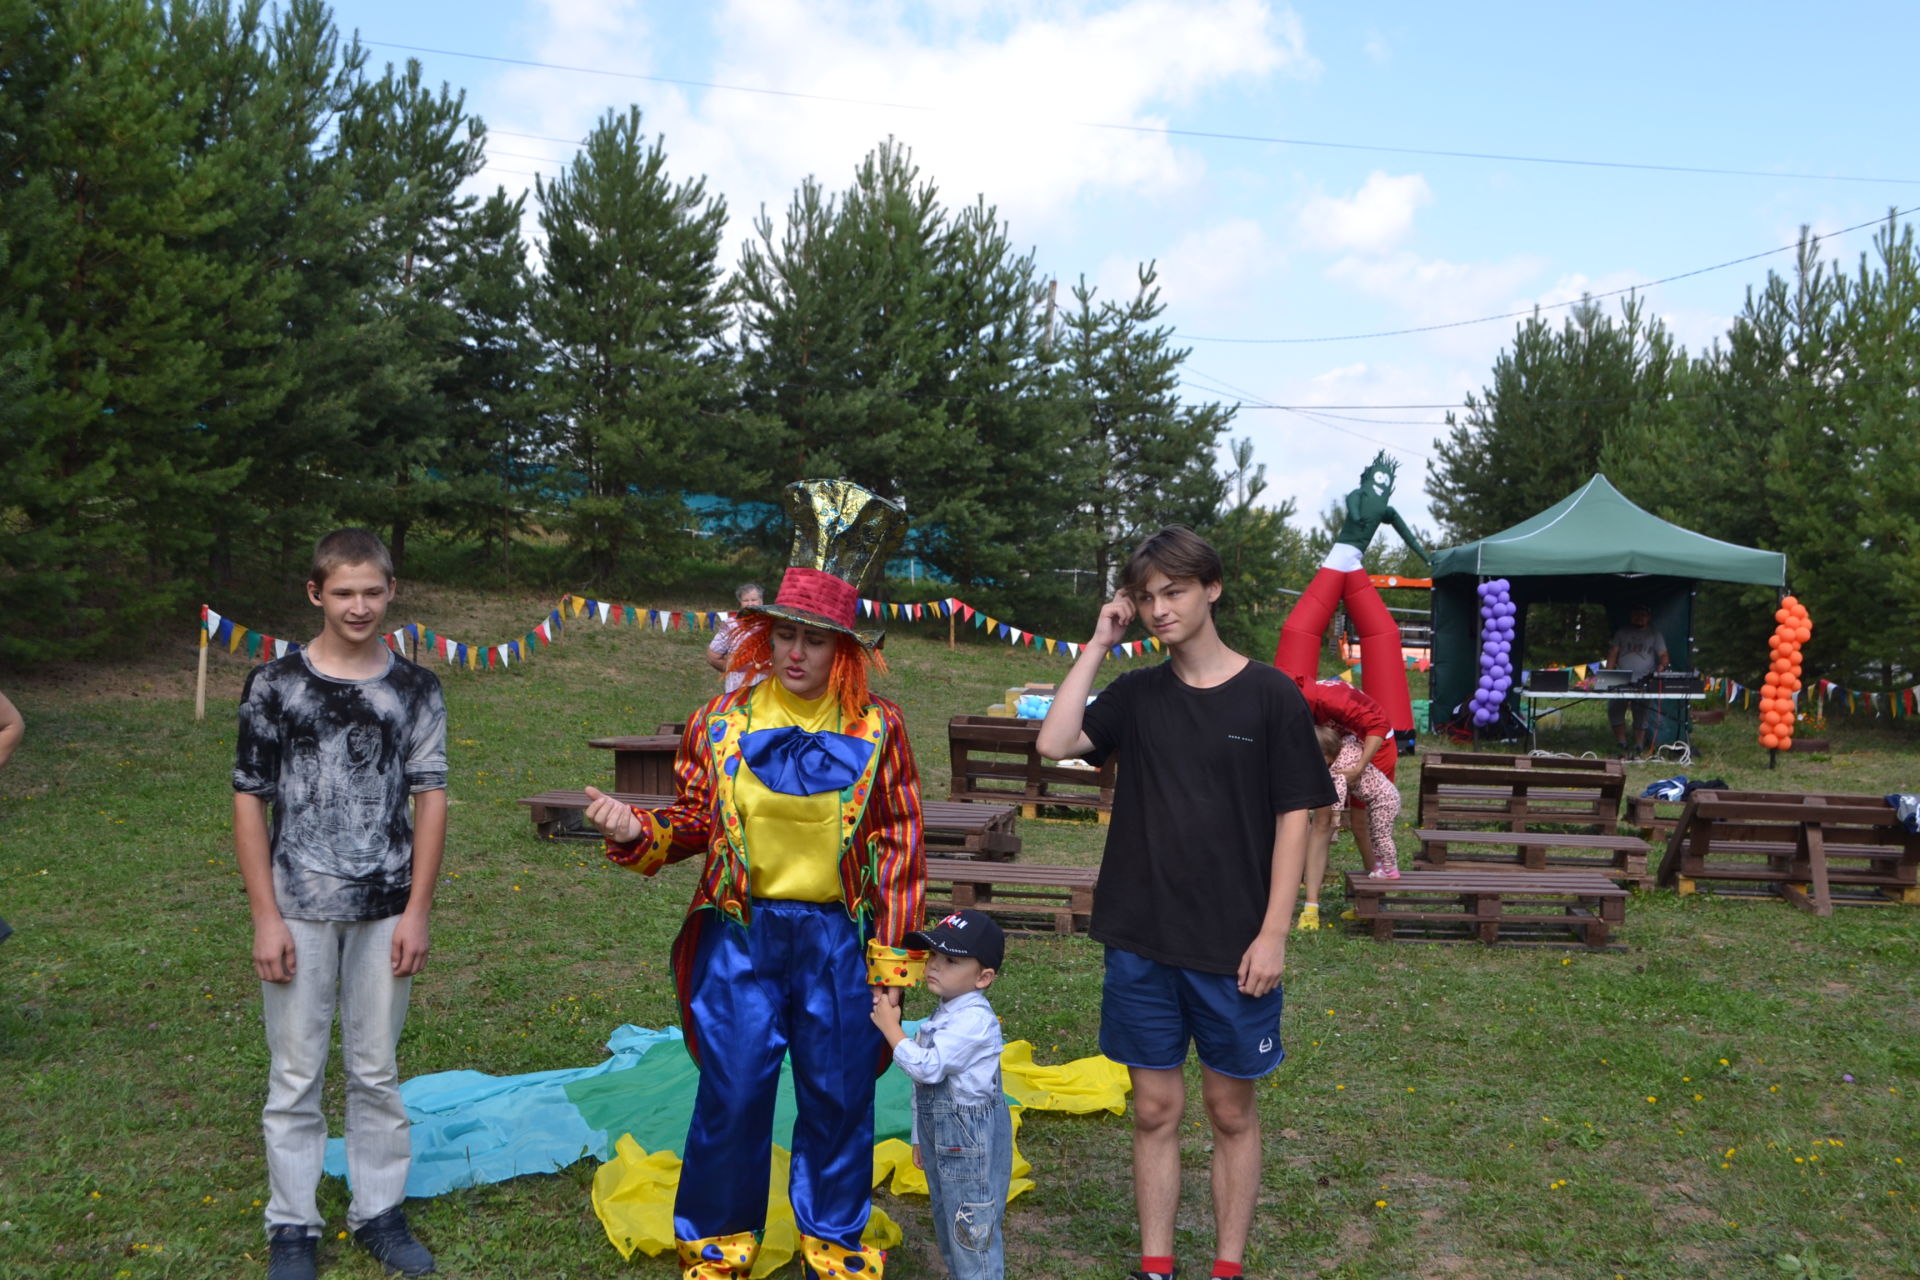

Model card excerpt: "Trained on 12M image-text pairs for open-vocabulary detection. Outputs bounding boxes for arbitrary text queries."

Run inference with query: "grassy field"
[2,587,1918,1280]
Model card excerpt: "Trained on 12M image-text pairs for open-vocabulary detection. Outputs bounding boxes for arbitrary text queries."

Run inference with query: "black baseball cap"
[905,909,1005,971]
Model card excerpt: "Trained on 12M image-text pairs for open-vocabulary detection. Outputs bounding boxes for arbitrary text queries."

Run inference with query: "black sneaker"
[266,1226,317,1280]
[1127,1269,1179,1280]
[353,1207,436,1276]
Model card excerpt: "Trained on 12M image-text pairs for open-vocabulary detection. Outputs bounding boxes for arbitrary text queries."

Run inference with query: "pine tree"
[436,189,546,577]
[1430,296,1686,543]
[325,56,488,570]
[1054,263,1233,591]
[0,0,295,651]
[534,105,736,582]
[736,139,947,501]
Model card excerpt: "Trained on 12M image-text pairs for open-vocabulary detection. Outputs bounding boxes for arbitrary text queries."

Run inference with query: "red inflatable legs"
[1274,568,1415,735]
[1273,567,1342,686]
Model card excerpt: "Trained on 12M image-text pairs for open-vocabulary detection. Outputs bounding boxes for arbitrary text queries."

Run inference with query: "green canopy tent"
[1428,474,1786,743]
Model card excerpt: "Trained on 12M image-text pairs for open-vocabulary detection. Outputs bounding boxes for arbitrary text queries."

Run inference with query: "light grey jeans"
[260,914,411,1236]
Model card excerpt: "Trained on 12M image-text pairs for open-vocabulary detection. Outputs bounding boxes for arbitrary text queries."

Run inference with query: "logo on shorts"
[1258,1036,1275,1054]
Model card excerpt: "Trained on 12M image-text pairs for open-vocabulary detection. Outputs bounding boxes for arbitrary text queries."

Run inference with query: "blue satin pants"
[674,898,880,1249]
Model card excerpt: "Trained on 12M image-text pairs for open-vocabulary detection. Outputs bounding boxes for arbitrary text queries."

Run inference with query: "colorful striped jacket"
[604,684,926,949]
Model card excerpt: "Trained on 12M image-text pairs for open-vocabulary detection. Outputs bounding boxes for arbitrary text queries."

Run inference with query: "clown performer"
[1273,451,1431,749]
[581,479,925,1280]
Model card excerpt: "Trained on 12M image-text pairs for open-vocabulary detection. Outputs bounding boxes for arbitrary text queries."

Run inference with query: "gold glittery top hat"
[744,479,907,649]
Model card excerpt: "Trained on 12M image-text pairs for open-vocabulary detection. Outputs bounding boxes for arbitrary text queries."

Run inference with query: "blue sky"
[319,0,1919,531]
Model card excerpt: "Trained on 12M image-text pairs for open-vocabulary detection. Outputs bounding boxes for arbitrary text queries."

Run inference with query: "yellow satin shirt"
[739,679,846,903]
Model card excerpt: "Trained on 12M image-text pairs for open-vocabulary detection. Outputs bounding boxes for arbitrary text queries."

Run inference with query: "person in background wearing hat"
[1038,526,1334,1280]
[582,480,925,1280]
[870,909,1011,1280]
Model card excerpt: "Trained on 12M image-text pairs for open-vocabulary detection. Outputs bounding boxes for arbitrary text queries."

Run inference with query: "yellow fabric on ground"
[591,1043,1129,1268]
[594,1138,903,1276]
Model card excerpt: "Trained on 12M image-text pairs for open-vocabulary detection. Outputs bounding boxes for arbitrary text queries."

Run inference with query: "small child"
[871,909,1013,1280]
[1316,723,1402,878]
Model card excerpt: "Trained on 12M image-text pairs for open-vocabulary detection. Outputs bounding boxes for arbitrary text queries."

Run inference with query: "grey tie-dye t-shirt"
[233,650,448,921]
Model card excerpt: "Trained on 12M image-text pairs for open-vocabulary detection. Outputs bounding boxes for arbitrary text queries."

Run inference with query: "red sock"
[1211,1263,1244,1279]
[1141,1257,1175,1278]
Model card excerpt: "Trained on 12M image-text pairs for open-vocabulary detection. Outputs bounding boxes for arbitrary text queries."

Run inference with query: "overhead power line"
[1179,203,1920,344]
[368,39,1919,188]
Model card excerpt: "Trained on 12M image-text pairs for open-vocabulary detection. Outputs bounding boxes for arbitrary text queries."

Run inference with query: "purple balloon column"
[1469,578,1516,727]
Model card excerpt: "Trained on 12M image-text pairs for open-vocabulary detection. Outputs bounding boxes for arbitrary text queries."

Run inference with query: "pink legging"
[1330,738,1401,874]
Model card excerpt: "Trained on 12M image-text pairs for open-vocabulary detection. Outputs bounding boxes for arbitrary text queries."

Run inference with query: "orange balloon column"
[1757,596,1813,752]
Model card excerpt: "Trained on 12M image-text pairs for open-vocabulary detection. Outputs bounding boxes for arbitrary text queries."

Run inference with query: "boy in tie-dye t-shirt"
[232,528,446,1280]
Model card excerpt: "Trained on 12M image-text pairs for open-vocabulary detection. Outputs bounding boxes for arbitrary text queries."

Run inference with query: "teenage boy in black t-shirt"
[1038,527,1333,1280]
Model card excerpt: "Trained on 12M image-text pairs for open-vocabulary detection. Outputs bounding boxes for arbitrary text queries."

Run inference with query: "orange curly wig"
[726,613,887,720]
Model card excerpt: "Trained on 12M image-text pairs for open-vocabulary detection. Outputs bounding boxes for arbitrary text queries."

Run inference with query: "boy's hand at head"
[1089,591,1136,649]
[583,786,643,843]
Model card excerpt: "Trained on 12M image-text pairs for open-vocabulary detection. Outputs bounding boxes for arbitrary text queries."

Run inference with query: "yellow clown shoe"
[677,1231,759,1279]
[799,1233,884,1278]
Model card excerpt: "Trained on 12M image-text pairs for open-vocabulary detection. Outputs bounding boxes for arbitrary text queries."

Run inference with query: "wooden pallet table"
[923,856,1097,935]
[1412,827,1652,887]
[586,734,681,795]
[948,715,1115,822]
[1344,869,1627,946]
[1656,791,1920,915]
[1418,759,1626,835]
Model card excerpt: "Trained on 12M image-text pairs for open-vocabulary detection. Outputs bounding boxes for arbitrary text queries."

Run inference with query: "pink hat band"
[773,567,859,629]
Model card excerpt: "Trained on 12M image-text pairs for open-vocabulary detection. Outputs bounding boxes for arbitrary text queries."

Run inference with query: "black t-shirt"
[1080,659,1335,974]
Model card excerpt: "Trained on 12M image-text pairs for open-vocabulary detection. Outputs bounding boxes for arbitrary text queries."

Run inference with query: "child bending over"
[1316,724,1401,879]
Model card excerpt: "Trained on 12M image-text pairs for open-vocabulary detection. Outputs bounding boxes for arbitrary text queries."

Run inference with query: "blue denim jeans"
[914,1074,1012,1280]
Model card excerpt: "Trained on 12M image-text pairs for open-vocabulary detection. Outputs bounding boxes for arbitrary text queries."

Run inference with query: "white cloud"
[478,0,1314,256]
[1297,171,1432,254]
[1149,218,1276,313]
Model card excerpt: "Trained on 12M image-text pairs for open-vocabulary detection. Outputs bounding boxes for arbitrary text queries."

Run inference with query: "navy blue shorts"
[1098,947,1284,1079]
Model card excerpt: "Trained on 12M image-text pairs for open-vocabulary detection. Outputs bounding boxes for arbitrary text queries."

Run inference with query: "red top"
[1296,677,1397,781]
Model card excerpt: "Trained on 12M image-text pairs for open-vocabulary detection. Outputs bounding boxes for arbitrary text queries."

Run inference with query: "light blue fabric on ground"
[321,1024,681,1197]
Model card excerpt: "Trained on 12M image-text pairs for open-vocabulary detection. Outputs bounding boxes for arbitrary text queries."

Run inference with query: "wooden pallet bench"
[1412,827,1652,887]
[1418,759,1626,835]
[1344,869,1627,946]
[948,715,1116,822]
[1657,791,1920,915]
[1623,793,1686,844]
[516,790,1022,860]
[1422,751,1621,774]
[924,856,1097,935]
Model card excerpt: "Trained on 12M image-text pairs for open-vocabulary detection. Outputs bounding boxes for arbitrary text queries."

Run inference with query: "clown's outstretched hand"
[583,785,642,843]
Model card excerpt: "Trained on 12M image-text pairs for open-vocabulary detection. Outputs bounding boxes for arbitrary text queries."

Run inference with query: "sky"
[317,0,1920,534]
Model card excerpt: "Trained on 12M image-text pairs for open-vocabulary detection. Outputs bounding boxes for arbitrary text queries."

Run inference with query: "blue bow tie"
[738,725,877,796]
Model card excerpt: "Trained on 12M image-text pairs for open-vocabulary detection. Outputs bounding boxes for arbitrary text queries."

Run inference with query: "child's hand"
[870,989,902,1031]
[911,1143,923,1170]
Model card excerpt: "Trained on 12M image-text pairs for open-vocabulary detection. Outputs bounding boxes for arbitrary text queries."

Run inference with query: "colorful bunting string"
[197,594,1165,674]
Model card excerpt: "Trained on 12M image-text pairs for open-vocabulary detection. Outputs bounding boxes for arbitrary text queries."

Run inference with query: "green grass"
[2,598,1918,1279]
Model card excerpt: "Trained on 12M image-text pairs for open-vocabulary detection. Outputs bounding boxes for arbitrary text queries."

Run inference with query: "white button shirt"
[892,990,1004,1144]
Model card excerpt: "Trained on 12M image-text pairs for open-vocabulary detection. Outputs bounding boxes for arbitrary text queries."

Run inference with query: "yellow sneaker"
[1295,904,1321,932]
